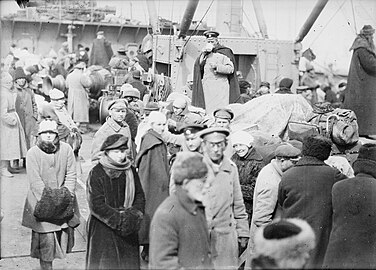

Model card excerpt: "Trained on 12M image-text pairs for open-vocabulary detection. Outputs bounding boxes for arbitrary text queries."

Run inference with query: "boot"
[8,166,22,174]
[40,259,53,270]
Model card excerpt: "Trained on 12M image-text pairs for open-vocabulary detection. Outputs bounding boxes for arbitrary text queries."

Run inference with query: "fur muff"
[34,186,74,224]
[117,207,144,237]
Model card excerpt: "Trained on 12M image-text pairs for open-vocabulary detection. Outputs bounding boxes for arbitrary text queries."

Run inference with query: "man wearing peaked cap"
[213,108,234,129]
[249,143,301,259]
[192,28,240,114]
[199,125,249,269]
[91,97,134,164]
[203,30,220,38]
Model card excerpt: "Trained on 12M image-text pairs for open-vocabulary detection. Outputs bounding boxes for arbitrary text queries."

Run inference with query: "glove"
[238,237,249,256]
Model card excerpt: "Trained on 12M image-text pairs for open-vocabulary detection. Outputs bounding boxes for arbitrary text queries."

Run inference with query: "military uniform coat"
[323,158,376,269]
[344,36,376,135]
[135,129,169,244]
[278,156,347,269]
[203,155,249,269]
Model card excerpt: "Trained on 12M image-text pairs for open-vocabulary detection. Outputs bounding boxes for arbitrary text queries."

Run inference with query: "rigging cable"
[350,0,357,33]
[182,0,215,48]
[308,0,348,48]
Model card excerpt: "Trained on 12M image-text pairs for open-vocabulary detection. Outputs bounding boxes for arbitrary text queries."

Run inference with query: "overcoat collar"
[295,156,327,167]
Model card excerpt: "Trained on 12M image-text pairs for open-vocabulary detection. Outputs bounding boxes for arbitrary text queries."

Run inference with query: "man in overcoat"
[199,126,249,269]
[323,143,376,268]
[89,31,113,67]
[278,135,347,268]
[91,99,134,164]
[192,30,240,114]
[150,152,213,270]
[344,25,376,137]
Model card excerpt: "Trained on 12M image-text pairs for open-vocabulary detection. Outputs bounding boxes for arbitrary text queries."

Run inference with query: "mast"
[146,0,161,35]
[295,0,329,43]
[178,0,200,39]
[216,0,242,36]
[252,0,268,39]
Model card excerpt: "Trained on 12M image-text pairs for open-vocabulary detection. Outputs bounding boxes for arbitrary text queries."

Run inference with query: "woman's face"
[107,148,127,163]
[233,143,249,157]
[151,119,166,135]
[39,132,57,142]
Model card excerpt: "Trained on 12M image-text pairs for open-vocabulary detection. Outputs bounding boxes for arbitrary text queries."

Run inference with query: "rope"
[350,0,357,33]
[308,0,348,48]
[358,1,376,25]
[182,0,215,48]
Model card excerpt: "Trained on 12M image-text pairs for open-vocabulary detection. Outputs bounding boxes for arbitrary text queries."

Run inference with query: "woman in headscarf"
[86,134,145,270]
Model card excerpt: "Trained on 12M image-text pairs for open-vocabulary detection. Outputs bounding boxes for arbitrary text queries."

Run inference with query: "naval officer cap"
[213,108,234,121]
[178,123,207,136]
[204,30,220,38]
[198,127,230,141]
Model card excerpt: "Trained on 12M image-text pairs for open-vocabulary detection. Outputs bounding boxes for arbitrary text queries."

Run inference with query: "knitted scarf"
[37,136,60,154]
[99,154,135,209]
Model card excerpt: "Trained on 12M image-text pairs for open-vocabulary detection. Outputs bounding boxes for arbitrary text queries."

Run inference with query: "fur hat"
[144,102,160,112]
[38,119,58,134]
[357,143,376,162]
[100,134,128,151]
[254,218,316,268]
[231,130,254,147]
[171,152,208,185]
[302,135,332,161]
[14,67,27,80]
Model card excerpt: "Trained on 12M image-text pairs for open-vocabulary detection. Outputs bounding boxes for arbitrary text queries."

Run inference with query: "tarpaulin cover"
[228,94,313,140]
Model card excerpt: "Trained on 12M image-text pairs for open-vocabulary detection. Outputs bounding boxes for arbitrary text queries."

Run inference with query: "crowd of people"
[1,23,376,270]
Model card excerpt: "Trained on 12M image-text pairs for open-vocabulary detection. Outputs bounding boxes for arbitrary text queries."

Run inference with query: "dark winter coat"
[323,158,376,269]
[89,38,113,67]
[192,45,240,109]
[130,80,148,100]
[344,36,376,135]
[149,188,213,270]
[278,156,347,269]
[231,147,265,218]
[86,164,145,270]
[135,129,169,244]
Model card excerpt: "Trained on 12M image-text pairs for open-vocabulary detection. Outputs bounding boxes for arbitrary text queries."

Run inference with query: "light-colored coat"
[21,142,77,233]
[91,117,134,163]
[203,155,249,269]
[0,87,27,160]
[202,52,234,114]
[66,68,89,123]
